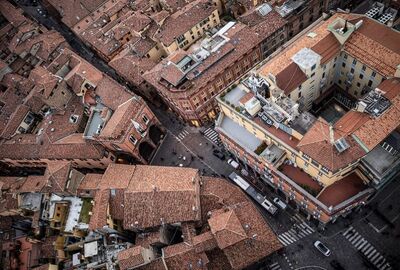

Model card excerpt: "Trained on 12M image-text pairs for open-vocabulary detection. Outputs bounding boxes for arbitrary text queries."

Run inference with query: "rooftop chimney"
[329,125,335,144]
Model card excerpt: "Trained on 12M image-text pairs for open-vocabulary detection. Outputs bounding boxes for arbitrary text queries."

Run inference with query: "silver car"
[314,241,331,256]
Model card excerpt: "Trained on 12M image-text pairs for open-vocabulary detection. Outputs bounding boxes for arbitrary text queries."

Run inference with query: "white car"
[273,197,287,210]
[227,158,239,169]
[314,241,331,256]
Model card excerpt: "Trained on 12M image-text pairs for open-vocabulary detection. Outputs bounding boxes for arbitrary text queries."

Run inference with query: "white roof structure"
[291,48,321,70]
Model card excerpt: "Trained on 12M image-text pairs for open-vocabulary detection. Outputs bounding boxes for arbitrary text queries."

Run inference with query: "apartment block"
[215,12,400,226]
[0,3,164,171]
[144,7,286,126]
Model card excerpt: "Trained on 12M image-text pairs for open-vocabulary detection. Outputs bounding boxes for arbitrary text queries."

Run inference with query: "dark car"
[330,260,345,270]
[212,150,225,160]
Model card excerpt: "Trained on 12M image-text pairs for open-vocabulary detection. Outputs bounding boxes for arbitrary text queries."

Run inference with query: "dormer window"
[129,135,137,145]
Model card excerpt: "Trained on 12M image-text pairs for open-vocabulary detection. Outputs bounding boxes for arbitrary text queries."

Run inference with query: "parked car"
[227,158,239,169]
[330,260,345,270]
[273,197,287,210]
[212,150,225,160]
[314,241,331,256]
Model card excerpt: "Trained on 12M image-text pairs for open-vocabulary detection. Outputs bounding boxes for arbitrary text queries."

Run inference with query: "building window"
[177,34,185,43]
[311,64,316,71]
[344,54,348,60]
[362,65,366,71]
[342,62,346,68]
[371,71,376,77]
[142,114,149,124]
[352,59,357,65]
[357,82,361,87]
[350,68,354,74]
[310,72,315,77]
[129,135,137,145]
[359,73,364,79]
[298,91,302,98]
[367,80,373,87]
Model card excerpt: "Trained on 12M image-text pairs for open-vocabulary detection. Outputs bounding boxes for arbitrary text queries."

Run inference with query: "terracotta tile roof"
[18,161,72,194]
[208,209,247,249]
[29,67,59,99]
[193,231,217,253]
[159,0,187,12]
[154,0,216,45]
[0,138,105,160]
[311,33,341,64]
[333,110,369,135]
[275,62,307,94]
[163,242,209,270]
[0,1,26,27]
[298,118,366,172]
[213,202,282,270]
[109,188,125,220]
[144,23,263,99]
[259,13,361,78]
[117,246,145,270]
[77,173,102,197]
[317,172,368,207]
[89,189,110,230]
[0,82,30,139]
[239,7,287,37]
[344,17,400,77]
[99,97,143,139]
[351,87,400,151]
[135,231,162,248]
[98,164,136,190]
[200,177,248,221]
[109,49,156,85]
[123,165,201,229]
[46,0,105,27]
[334,79,400,151]
[93,76,132,110]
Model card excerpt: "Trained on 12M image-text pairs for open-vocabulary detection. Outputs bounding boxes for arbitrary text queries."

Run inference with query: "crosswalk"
[267,262,282,270]
[203,128,222,146]
[343,226,392,270]
[277,215,315,246]
[176,130,189,142]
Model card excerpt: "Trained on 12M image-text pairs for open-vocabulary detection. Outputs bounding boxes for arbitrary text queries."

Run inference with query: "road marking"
[203,128,222,146]
[268,262,281,270]
[342,227,392,270]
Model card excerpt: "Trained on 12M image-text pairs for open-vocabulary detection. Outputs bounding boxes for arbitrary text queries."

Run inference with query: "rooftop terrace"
[279,163,322,196]
[317,173,368,207]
